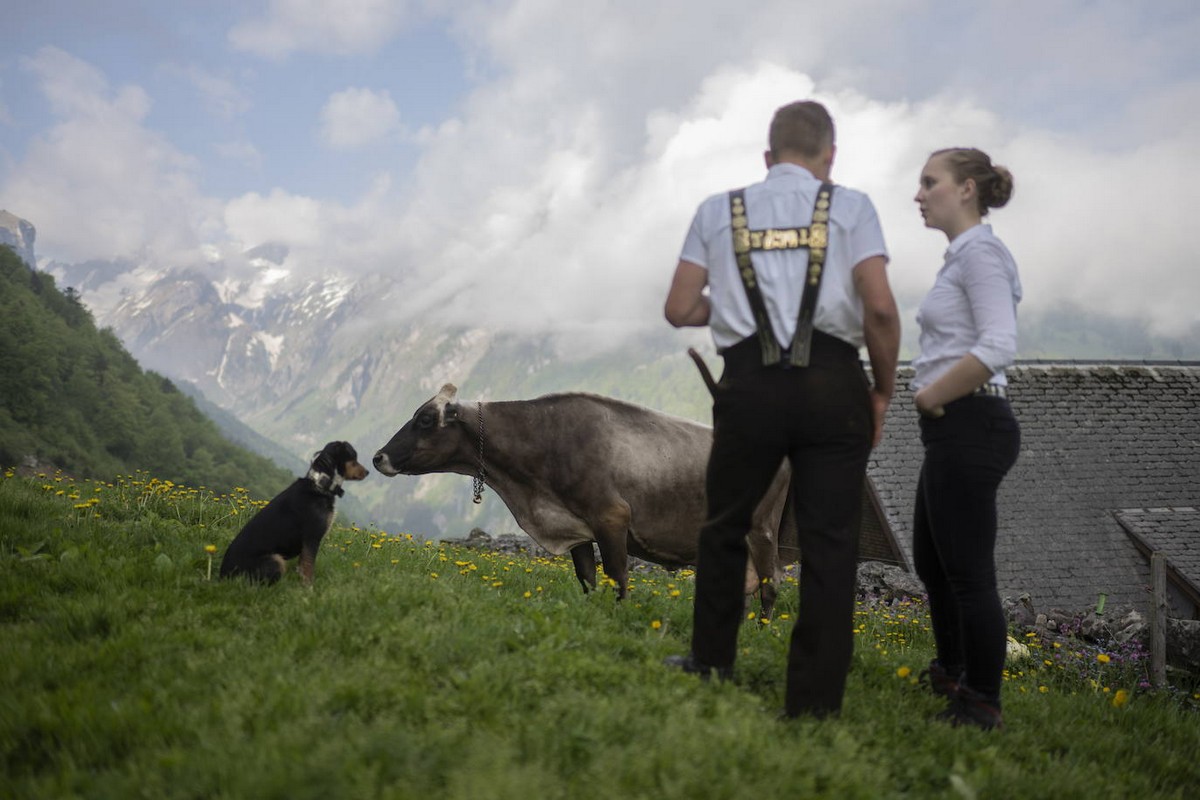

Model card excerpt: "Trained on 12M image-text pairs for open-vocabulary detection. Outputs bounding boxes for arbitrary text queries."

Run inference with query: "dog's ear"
[312,449,335,473]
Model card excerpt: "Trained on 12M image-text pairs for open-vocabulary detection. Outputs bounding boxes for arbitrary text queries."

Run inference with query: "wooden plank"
[1151,552,1167,687]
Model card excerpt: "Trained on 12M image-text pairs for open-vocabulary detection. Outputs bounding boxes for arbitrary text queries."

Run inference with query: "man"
[663,100,900,718]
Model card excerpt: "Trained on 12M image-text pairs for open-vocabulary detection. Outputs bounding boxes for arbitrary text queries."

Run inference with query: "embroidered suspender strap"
[727,182,837,366]
[728,189,781,364]
[787,182,835,367]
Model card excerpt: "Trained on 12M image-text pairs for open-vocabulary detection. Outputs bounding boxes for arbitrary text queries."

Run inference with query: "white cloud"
[0,47,218,263]
[214,139,263,169]
[345,1,1200,343]
[180,66,252,120]
[999,130,1200,338]
[4,2,1199,347]
[228,0,420,59]
[0,77,12,127]
[318,87,402,149]
[222,174,395,276]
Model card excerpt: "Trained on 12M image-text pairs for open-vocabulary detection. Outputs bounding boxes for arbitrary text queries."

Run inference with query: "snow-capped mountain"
[42,246,712,538]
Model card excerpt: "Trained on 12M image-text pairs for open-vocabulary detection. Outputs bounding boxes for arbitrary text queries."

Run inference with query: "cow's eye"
[417,411,436,430]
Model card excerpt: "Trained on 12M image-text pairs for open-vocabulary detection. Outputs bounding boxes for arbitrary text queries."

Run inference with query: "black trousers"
[691,333,873,717]
[912,394,1020,705]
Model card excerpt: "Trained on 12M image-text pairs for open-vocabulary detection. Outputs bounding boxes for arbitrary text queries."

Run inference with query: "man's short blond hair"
[768,101,835,160]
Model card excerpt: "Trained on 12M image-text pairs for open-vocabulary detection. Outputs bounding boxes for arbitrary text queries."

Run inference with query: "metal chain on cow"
[472,402,487,504]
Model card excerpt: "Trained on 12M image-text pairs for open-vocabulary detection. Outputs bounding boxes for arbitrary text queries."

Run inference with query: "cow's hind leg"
[592,500,632,599]
[570,543,598,594]
[746,531,779,619]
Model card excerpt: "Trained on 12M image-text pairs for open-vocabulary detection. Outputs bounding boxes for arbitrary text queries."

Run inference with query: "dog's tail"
[688,348,719,397]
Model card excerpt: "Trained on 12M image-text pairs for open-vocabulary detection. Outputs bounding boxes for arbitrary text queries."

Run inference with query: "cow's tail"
[687,348,719,397]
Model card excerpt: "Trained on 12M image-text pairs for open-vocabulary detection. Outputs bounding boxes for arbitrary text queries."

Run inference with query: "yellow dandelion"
[1039,685,1049,694]
[897,666,912,679]
[1096,653,1111,664]
[1112,689,1130,708]
[204,544,217,555]
[523,591,532,599]
[651,620,662,630]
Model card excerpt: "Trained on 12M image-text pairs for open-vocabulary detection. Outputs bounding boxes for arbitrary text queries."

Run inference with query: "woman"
[910,147,1022,730]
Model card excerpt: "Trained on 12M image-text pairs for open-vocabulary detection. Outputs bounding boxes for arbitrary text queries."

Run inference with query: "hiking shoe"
[663,653,733,682]
[937,685,1004,731]
[918,660,961,698]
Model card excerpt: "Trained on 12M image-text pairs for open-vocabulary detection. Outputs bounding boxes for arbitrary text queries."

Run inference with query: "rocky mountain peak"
[0,210,37,268]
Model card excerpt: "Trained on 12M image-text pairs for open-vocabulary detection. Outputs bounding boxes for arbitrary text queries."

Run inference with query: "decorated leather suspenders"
[728,183,835,367]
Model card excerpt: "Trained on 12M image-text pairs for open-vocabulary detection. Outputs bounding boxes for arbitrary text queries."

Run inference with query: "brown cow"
[373,384,792,615]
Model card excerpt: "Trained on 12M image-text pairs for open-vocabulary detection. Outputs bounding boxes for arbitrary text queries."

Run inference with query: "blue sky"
[1,1,471,201]
[2,0,1199,341]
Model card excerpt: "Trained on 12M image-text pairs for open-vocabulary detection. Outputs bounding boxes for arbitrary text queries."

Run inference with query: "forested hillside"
[0,247,293,498]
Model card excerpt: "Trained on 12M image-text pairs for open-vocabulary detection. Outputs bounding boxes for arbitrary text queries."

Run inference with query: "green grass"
[2,469,1198,799]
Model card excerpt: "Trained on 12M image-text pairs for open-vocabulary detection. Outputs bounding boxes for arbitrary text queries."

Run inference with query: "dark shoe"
[919,660,961,698]
[937,685,1004,731]
[663,653,733,682]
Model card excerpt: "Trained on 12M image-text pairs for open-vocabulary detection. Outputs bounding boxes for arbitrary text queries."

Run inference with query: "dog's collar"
[306,468,345,497]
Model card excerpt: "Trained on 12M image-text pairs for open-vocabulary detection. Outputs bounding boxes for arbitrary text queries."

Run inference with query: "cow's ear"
[444,403,461,423]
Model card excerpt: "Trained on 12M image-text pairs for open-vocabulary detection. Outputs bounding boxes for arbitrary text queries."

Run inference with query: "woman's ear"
[961,177,977,203]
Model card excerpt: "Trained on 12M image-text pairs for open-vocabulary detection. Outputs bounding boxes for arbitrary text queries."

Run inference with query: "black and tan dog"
[219,441,368,585]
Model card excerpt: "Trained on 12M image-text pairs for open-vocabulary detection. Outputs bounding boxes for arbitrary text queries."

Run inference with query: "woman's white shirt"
[912,223,1022,390]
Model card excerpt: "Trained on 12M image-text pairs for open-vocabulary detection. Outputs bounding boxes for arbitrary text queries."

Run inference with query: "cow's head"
[373,384,473,477]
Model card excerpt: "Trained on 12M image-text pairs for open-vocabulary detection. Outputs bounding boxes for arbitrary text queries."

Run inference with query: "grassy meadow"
[1,468,1198,799]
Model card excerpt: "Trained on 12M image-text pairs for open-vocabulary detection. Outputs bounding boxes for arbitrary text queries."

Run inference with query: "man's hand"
[869,388,891,447]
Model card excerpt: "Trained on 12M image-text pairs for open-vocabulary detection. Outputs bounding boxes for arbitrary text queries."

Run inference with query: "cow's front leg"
[570,542,598,594]
[592,501,632,599]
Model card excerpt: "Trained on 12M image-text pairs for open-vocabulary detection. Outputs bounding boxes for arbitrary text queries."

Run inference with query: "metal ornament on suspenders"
[728,182,835,367]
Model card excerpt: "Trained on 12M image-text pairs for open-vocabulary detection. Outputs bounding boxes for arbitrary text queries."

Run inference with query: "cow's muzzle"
[373,452,400,476]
